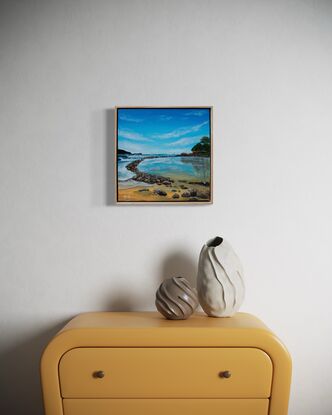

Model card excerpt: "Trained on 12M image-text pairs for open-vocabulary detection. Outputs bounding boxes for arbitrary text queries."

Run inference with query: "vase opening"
[207,236,223,247]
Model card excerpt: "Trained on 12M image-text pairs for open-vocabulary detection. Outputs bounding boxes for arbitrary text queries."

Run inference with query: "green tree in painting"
[191,136,210,156]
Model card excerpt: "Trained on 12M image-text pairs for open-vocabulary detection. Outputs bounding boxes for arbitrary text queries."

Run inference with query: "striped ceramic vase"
[155,276,198,320]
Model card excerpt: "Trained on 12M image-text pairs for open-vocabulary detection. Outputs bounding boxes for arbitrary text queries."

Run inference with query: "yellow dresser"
[41,312,292,415]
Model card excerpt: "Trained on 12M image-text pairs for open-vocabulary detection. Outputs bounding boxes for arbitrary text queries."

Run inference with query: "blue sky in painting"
[117,108,210,154]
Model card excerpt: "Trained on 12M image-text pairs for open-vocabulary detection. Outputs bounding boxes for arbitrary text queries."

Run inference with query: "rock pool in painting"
[116,108,212,203]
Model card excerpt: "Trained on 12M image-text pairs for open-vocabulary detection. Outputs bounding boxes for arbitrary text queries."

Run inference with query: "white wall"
[1,0,332,413]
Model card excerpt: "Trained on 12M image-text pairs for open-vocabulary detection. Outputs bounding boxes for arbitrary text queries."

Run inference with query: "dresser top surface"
[60,311,269,333]
[42,311,290,366]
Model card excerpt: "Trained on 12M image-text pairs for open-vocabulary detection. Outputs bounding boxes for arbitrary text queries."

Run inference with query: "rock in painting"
[155,276,199,320]
[154,189,167,196]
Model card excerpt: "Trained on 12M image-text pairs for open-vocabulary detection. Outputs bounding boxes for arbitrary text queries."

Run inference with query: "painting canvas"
[116,107,212,203]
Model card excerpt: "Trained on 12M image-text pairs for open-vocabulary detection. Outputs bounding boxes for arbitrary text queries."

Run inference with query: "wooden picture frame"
[115,107,213,204]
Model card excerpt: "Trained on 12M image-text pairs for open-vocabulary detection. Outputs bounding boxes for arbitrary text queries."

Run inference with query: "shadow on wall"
[105,108,116,205]
[90,107,116,206]
[100,249,199,312]
[158,250,198,288]
[102,287,141,311]
[0,320,69,415]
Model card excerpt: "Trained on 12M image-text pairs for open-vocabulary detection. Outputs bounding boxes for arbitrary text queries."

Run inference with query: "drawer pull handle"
[219,370,231,379]
[93,370,105,379]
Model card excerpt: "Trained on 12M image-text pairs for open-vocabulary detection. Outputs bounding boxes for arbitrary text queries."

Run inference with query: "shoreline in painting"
[117,153,211,202]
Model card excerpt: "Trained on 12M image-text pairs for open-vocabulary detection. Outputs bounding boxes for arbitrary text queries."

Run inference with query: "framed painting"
[115,107,213,204]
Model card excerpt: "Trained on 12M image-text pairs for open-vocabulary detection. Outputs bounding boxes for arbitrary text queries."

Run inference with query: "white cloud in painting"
[118,129,151,142]
[153,121,208,140]
[165,136,201,146]
[119,115,143,122]
[185,111,205,116]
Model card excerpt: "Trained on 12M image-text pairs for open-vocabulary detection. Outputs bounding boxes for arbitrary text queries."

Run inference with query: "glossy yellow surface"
[59,347,272,398]
[63,399,269,415]
[41,312,292,415]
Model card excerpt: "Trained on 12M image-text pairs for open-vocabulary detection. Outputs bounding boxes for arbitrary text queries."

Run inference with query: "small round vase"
[197,236,245,317]
[155,276,199,320]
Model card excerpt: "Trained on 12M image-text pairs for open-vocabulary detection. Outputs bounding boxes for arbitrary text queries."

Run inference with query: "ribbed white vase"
[197,236,245,317]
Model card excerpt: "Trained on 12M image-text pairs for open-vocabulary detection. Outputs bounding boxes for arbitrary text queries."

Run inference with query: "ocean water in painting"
[117,155,141,181]
[118,155,210,184]
[139,156,210,181]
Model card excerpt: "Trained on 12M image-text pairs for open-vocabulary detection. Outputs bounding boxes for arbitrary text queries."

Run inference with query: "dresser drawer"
[59,347,272,398]
[63,398,269,415]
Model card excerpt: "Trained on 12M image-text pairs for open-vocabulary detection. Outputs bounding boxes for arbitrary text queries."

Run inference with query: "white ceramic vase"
[197,236,245,317]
